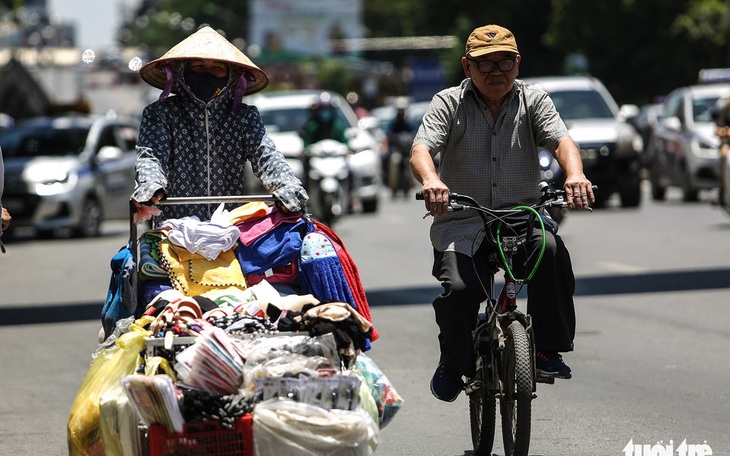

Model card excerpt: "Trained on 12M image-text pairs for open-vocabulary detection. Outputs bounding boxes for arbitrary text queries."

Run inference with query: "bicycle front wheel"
[500,320,533,456]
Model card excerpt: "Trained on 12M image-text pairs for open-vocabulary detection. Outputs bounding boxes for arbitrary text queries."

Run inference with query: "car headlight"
[694,139,719,159]
[615,124,642,156]
[25,167,78,195]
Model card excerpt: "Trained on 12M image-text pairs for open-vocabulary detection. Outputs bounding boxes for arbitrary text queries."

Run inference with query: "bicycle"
[417,182,594,456]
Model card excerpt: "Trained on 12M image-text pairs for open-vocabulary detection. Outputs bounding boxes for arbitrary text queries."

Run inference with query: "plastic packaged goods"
[67,316,154,456]
[252,398,379,456]
[353,353,404,429]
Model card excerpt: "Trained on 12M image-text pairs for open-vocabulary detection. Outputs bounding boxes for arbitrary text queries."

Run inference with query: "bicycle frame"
[417,181,589,456]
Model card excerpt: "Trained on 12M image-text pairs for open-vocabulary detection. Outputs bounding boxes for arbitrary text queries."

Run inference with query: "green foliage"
[119,0,248,58]
[545,0,730,104]
[118,0,730,105]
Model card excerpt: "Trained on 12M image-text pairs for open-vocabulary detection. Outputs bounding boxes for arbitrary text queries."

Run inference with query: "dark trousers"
[431,226,576,377]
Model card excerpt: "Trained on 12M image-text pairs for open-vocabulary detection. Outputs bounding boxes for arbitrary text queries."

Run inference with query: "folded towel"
[158,240,248,296]
[139,237,168,279]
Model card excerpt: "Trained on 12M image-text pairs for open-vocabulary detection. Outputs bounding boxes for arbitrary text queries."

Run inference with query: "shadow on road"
[2,267,729,325]
[366,266,730,306]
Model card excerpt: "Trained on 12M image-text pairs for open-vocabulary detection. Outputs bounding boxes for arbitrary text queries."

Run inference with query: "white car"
[522,76,643,207]
[245,90,382,213]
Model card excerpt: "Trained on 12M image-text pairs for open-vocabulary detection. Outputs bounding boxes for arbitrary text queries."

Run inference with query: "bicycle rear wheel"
[500,320,533,456]
[468,353,496,456]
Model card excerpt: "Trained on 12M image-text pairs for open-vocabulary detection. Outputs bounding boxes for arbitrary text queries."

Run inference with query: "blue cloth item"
[139,236,168,280]
[235,219,305,276]
[101,244,138,339]
[298,229,371,351]
[140,279,174,307]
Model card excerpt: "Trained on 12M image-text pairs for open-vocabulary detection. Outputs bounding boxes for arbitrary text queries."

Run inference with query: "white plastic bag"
[252,398,379,456]
[99,384,145,456]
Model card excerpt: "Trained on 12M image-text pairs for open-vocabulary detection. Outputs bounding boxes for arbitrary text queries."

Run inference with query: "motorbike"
[304,139,351,226]
[538,148,568,224]
[386,130,416,198]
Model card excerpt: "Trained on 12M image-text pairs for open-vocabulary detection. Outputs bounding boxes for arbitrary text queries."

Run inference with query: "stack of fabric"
[125,202,377,350]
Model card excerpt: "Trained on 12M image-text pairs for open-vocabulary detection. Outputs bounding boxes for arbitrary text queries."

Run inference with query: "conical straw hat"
[139,26,269,95]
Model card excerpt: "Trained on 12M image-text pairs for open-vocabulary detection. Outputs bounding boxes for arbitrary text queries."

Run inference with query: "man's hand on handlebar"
[419,180,451,217]
[562,176,595,210]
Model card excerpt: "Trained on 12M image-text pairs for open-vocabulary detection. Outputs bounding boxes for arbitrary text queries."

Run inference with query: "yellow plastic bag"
[67,317,153,456]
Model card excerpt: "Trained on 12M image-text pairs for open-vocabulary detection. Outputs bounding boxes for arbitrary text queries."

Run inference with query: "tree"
[544,0,730,104]
[118,0,248,59]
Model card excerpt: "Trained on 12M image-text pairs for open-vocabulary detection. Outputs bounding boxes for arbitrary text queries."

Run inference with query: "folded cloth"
[236,205,304,246]
[160,216,241,261]
[140,280,174,308]
[226,201,270,226]
[158,240,248,297]
[312,220,378,342]
[235,219,305,276]
[140,236,168,280]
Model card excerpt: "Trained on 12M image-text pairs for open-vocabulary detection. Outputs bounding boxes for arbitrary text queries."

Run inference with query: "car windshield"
[259,108,311,133]
[692,95,721,123]
[259,105,351,133]
[547,90,614,120]
[0,126,89,158]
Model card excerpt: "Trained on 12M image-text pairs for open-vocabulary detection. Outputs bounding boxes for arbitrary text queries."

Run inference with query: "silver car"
[649,83,729,201]
[245,90,382,213]
[523,76,643,207]
[1,113,139,238]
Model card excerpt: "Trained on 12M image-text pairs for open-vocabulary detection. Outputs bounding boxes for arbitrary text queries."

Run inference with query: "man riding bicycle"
[409,24,595,402]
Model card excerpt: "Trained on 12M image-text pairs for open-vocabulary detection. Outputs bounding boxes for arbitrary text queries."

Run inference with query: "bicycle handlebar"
[415,182,598,282]
[415,182,598,212]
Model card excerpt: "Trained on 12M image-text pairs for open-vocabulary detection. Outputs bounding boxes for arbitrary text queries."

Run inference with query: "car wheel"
[619,174,642,208]
[75,198,102,238]
[680,167,698,202]
[650,158,666,201]
[362,197,379,213]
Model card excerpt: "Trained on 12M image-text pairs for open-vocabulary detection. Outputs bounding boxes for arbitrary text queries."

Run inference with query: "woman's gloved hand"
[132,189,165,223]
[133,203,162,223]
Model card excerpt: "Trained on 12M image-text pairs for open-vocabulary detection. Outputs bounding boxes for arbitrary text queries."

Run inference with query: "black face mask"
[184,69,229,100]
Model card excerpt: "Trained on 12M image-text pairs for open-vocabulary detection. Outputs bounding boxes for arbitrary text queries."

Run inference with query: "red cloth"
[312,220,379,342]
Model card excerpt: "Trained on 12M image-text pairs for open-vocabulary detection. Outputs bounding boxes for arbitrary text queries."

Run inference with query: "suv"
[648,83,729,201]
[1,113,139,238]
[522,76,643,207]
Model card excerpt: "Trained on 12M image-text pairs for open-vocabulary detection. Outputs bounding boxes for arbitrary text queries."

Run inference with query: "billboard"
[249,0,362,57]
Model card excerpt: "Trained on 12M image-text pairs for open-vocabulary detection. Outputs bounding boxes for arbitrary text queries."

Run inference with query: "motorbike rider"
[299,93,350,191]
[131,26,307,223]
[301,93,349,147]
[385,100,416,197]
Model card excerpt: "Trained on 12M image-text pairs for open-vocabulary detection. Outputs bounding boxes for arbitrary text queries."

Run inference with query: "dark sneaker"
[535,351,572,379]
[430,362,464,402]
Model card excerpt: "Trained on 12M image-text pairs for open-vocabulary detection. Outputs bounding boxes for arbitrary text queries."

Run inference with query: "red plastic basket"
[148,415,254,456]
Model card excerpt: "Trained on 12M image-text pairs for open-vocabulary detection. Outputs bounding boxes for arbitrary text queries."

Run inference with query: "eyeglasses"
[467,57,516,74]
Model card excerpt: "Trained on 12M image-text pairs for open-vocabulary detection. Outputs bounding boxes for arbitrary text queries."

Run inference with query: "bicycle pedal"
[535,376,555,384]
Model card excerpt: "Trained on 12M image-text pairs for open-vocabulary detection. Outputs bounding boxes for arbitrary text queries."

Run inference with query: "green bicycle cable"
[496,205,547,281]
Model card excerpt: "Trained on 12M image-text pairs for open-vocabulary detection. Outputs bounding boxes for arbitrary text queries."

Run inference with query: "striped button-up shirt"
[413,78,568,255]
